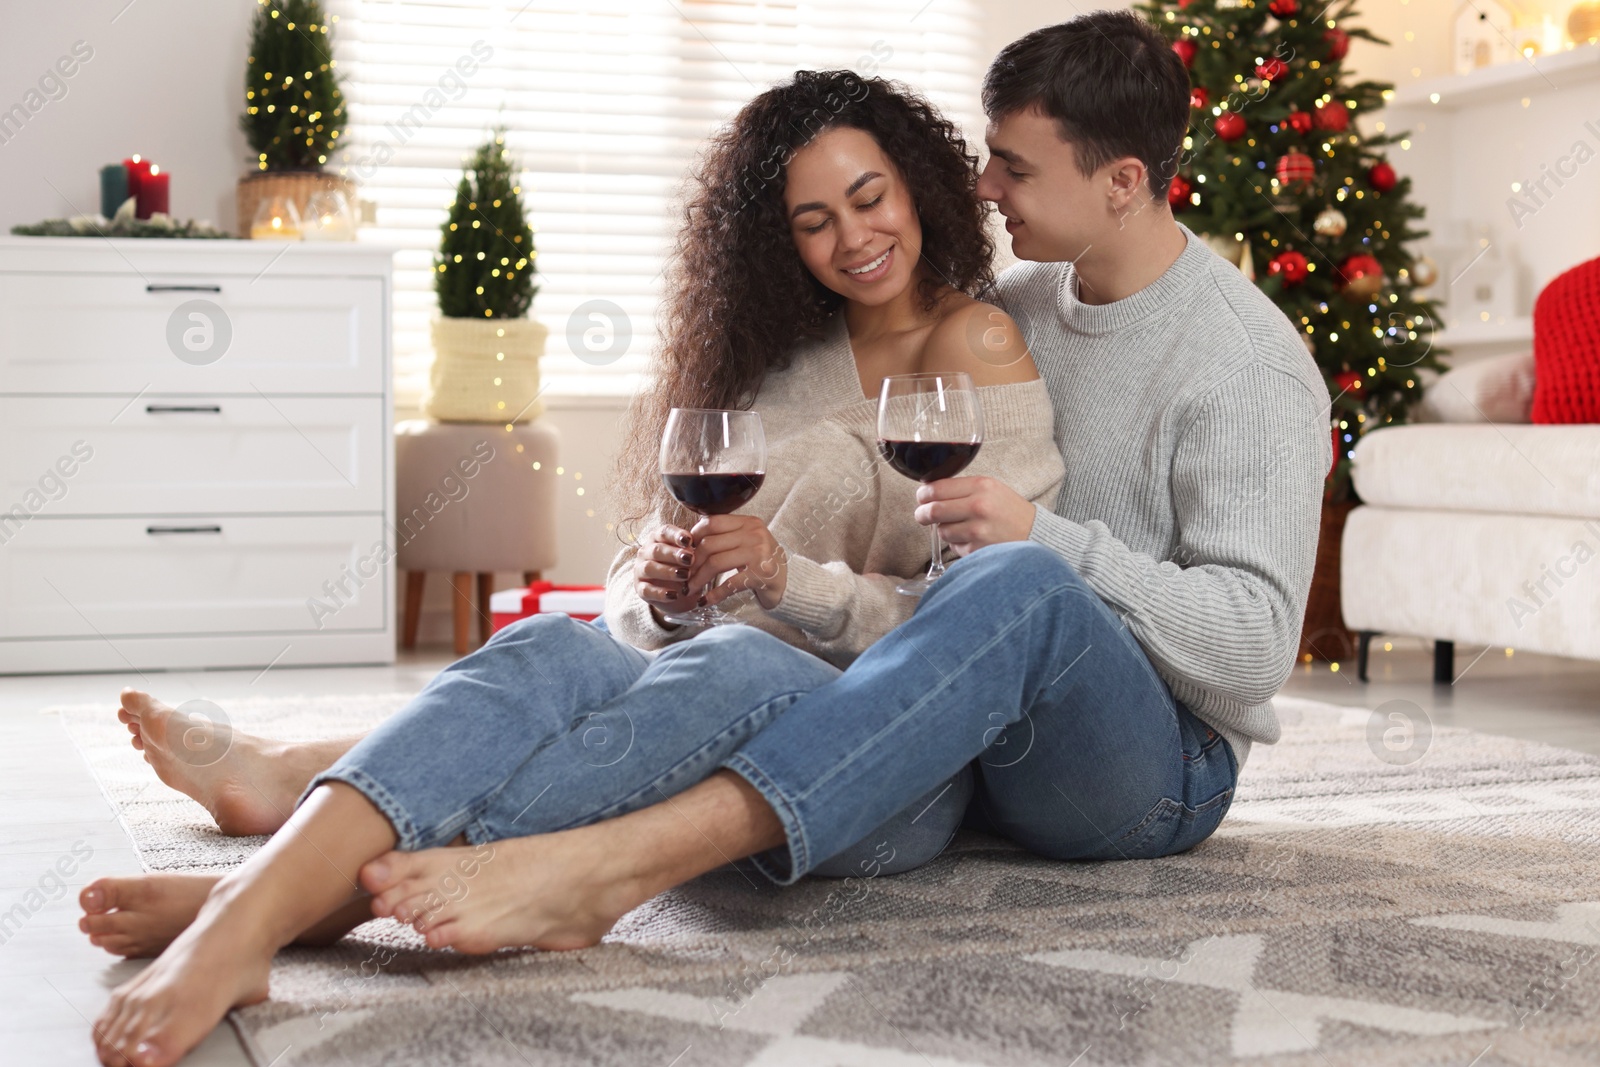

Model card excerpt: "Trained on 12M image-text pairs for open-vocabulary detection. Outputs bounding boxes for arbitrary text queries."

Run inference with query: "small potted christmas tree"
[426,132,543,423]
[236,0,352,236]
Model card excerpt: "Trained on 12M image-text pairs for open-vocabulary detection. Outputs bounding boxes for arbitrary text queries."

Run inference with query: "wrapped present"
[490,580,606,633]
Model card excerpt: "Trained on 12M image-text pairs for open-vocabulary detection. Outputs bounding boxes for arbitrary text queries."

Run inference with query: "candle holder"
[249,195,302,240]
[301,189,356,241]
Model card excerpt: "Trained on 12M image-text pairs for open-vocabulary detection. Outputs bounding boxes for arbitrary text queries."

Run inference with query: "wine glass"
[659,408,767,626]
[877,372,984,596]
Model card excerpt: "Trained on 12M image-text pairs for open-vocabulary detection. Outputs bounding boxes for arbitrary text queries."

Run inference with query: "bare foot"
[91,893,272,1067]
[118,689,322,837]
[360,830,652,954]
[79,875,217,958]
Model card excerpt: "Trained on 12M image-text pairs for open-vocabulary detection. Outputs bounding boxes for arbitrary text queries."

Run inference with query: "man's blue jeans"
[313,543,1236,881]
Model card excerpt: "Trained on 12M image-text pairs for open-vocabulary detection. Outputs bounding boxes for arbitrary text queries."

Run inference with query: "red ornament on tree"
[1285,109,1313,135]
[1368,160,1398,192]
[1334,370,1366,397]
[1275,148,1315,188]
[1324,28,1351,61]
[1190,86,1209,109]
[1269,0,1298,17]
[1268,250,1310,286]
[1339,253,1384,297]
[1213,111,1247,142]
[1167,174,1192,210]
[1209,111,1248,141]
[1172,38,1198,67]
[1312,100,1349,132]
[1256,57,1290,81]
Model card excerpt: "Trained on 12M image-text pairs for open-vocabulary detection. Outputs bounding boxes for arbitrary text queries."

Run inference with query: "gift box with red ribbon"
[489,580,607,633]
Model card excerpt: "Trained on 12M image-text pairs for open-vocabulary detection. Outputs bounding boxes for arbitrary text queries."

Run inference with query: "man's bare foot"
[79,875,218,959]
[360,829,652,954]
[117,689,337,837]
[91,891,272,1067]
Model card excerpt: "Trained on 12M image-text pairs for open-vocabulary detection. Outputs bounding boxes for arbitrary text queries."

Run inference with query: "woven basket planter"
[236,171,357,238]
[425,316,547,424]
[1299,498,1358,663]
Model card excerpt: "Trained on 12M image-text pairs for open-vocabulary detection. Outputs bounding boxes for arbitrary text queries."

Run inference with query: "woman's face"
[784,126,923,307]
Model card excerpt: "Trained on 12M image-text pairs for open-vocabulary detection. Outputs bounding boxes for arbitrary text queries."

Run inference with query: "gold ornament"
[1345,272,1383,299]
[1313,207,1348,239]
[1569,1,1600,45]
[1411,256,1439,289]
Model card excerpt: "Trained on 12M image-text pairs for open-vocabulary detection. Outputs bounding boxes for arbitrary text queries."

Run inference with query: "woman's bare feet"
[79,875,218,958]
[360,828,652,954]
[117,689,354,837]
[91,891,272,1067]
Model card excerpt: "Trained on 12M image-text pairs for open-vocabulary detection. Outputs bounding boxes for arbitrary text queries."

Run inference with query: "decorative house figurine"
[1454,0,1517,74]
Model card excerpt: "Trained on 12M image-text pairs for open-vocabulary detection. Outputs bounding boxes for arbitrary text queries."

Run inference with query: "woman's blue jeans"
[312,543,1236,882]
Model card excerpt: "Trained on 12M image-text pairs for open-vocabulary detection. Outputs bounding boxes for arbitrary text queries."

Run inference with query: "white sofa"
[1340,355,1600,682]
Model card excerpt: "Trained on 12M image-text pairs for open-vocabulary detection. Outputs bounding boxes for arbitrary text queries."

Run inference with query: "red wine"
[878,440,981,482]
[663,472,765,515]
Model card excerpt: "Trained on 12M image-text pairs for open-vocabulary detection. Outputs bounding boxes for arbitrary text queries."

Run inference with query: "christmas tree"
[1138,0,1445,500]
[435,132,537,320]
[240,0,346,172]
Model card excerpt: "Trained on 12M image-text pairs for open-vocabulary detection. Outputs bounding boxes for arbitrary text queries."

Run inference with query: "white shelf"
[1434,316,1533,347]
[1387,44,1600,110]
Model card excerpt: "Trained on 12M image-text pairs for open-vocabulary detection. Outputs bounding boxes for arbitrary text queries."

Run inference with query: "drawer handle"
[146,525,223,536]
[146,284,222,293]
[146,404,222,414]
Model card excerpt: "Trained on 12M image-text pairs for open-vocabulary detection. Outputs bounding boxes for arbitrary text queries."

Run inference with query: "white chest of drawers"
[0,237,396,673]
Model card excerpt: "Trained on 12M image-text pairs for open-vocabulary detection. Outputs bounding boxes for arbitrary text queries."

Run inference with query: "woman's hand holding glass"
[633,523,703,620]
[688,514,787,611]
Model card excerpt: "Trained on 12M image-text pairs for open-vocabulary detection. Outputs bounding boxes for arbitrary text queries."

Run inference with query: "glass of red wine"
[659,407,767,626]
[877,372,984,596]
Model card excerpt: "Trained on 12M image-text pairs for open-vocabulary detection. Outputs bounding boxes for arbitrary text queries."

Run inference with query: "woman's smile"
[842,245,895,283]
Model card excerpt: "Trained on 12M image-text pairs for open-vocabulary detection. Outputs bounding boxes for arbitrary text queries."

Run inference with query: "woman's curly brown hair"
[612,70,995,538]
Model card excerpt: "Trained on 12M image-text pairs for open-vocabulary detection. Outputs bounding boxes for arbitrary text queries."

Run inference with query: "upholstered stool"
[395,419,560,654]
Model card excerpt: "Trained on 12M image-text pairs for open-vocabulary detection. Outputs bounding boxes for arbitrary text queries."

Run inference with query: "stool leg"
[523,570,542,585]
[477,573,493,645]
[451,572,473,656]
[402,571,426,651]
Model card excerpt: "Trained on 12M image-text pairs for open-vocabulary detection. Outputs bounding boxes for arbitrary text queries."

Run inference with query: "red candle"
[123,155,153,200]
[136,167,170,219]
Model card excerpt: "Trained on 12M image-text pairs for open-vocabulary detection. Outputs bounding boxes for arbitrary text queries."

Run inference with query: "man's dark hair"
[982,11,1190,199]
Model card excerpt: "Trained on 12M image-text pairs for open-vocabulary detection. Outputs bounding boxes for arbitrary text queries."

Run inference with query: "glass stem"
[925,521,945,582]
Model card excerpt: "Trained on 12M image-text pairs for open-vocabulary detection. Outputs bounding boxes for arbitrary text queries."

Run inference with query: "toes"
[371,879,430,919]
[81,879,116,914]
[81,912,123,936]
[359,850,430,895]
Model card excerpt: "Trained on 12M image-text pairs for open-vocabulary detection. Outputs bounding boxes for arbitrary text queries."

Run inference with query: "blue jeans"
[723,542,1238,883]
[310,615,968,876]
[313,542,1236,882]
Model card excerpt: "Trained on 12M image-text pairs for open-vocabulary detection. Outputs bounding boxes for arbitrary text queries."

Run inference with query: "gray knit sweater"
[997,225,1331,765]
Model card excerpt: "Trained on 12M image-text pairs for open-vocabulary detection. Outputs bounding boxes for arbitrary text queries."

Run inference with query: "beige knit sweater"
[604,313,1066,667]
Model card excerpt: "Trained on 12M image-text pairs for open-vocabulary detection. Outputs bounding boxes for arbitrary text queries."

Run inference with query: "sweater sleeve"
[764,380,1066,664]
[1028,363,1328,706]
[602,530,703,650]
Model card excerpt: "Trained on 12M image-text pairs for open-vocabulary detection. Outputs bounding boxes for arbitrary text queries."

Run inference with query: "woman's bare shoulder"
[918,295,1041,386]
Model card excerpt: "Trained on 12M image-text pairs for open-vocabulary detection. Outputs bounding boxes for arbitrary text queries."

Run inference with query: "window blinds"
[329,0,983,404]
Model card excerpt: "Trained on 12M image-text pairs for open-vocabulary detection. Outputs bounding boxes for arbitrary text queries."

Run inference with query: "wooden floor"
[2,640,1595,1065]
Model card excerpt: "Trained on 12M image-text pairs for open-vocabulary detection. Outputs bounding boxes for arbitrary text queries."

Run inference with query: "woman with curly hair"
[83,73,1065,1065]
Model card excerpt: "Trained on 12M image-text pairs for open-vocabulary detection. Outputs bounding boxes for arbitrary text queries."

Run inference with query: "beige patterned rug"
[57,694,1600,1066]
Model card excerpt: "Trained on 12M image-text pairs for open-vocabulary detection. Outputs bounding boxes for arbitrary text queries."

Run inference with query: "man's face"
[976,108,1107,264]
